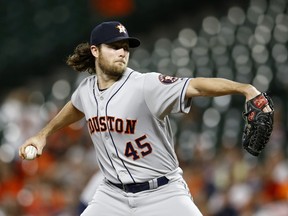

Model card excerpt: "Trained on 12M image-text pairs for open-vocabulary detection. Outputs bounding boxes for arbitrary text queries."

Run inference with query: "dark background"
[1,1,288,216]
[0,0,249,97]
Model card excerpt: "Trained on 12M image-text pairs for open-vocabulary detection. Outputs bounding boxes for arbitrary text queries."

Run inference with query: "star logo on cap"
[116,24,127,34]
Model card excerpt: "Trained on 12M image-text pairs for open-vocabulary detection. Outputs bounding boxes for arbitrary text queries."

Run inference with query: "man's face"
[97,40,130,77]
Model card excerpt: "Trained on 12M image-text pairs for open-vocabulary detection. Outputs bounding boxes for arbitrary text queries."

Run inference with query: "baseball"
[24,145,38,160]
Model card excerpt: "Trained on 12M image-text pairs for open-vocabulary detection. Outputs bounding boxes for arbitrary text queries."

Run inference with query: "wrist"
[37,130,49,139]
[243,84,261,101]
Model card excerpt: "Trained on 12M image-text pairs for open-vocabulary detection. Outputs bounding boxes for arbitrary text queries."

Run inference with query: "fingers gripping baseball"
[19,136,46,160]
[242,92,274,156]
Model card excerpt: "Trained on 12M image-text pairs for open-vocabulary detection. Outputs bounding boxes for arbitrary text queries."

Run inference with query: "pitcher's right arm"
[19,101,84,159]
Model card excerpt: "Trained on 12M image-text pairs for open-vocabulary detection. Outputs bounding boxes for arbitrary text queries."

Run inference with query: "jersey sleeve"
[71,77,90,113]
[144,73,192,118]
[71,87,83,112]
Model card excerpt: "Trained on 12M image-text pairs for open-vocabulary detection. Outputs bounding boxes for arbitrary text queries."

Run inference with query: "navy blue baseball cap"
[90,21,141,48]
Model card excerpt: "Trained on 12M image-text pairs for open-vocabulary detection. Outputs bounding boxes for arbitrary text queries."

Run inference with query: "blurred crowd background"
[1,0,288,215]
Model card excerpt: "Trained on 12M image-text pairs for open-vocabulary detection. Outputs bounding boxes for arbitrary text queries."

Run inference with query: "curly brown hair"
[66,42,96,74]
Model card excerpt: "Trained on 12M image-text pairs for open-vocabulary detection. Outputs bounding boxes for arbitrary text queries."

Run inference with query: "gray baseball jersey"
[71,67,192,184]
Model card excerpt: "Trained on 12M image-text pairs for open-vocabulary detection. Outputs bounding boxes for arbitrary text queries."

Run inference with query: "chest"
[84,83,152,139]
[83,83,146,120]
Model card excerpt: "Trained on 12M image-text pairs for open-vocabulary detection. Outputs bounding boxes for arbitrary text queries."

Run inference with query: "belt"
[108,176,169,193]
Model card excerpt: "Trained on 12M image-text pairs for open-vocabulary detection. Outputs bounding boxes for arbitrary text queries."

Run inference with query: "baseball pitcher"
[19,21,273,216]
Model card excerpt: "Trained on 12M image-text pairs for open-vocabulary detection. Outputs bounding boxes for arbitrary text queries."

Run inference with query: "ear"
[90,45,99,58]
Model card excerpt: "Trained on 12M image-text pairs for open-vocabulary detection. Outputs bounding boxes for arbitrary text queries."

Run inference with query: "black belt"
[108,176,169,193]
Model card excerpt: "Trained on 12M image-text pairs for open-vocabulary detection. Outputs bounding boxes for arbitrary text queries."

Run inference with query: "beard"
[98,52,127,78]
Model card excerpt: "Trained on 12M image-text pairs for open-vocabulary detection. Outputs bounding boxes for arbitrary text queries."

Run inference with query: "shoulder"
[140,72,182,84]
[77,75,96,88]
[124,68,187,85]
[127,68,159,80]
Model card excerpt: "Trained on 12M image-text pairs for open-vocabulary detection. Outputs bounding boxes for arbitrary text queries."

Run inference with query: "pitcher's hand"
[19,134,46,159]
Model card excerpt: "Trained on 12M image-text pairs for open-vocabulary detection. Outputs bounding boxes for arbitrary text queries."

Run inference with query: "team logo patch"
[116,24,127,34]
[158,75,179,84]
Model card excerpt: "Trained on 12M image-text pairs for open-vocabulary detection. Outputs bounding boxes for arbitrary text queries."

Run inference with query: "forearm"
[186,78,260,100]
[38,101,84,138]
[19,101,84,158]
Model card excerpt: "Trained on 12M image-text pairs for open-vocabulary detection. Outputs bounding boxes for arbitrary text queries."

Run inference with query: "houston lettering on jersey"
[88,116,137,134]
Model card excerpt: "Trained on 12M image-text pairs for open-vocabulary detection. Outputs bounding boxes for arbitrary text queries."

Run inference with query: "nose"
[118,48,126,56]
